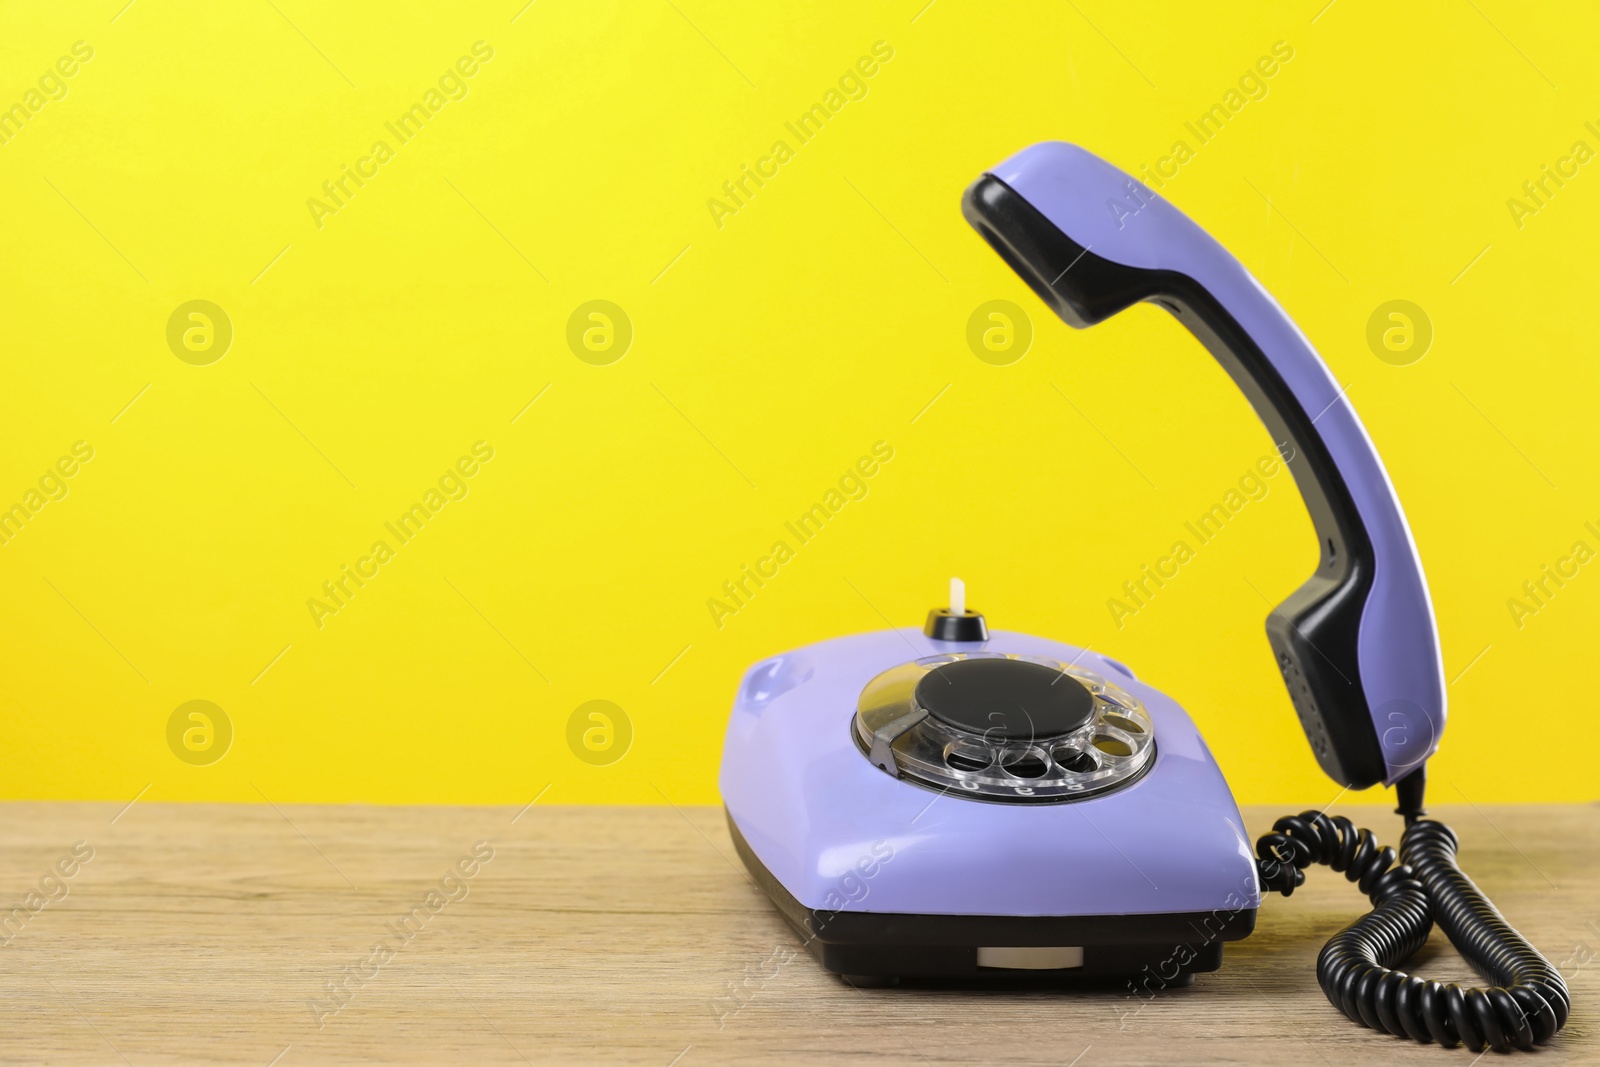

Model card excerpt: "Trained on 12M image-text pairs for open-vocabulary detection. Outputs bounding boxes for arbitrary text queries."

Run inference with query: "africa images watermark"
[1111,40,1295,220]
[708,839,895,1029]
[0,841,94,948]
[0,41,95,148]
[1107,443,1295,629]
[1114,870,1256,1030]
[1,441,95,547]
[1558,916,1600,989]
[1505,517,1600,630]
[705,41,896,230]
[307,41,496,230]
[706,441,895,630]
[306,441,495,629]
[1506,121,1600,231]
[307,840,494,1028]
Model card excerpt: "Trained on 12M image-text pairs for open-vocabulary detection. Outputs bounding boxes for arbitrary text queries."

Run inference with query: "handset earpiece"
[963,142,1444,790]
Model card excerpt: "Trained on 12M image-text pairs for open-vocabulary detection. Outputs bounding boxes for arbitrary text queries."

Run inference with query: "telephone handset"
[962,141,1443,790]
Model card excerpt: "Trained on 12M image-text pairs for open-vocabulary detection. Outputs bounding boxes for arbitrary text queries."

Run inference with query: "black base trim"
[727,810,1255,982]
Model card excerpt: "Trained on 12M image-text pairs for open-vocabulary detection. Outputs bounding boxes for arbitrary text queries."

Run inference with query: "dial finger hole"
[944,742,992,772]
[1053,747,1099,773]
[1103,713,1145,735]
[1000,746,1050,778]
[1092,734,1134,757]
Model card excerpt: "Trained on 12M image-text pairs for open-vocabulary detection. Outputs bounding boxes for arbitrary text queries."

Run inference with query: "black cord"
[1255,769,1570,1052]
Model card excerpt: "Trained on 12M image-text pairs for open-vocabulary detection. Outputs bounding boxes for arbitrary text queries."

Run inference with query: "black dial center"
[914,658,1095,742]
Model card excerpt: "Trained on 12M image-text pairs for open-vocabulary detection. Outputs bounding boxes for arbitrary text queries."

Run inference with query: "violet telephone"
[718,143,1569,1052]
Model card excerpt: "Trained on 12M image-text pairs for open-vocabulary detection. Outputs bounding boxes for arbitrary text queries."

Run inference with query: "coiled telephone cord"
[1256,771,1570,1052]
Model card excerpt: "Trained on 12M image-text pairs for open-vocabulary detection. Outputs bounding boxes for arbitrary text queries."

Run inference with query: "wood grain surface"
[1,801,1595,1065]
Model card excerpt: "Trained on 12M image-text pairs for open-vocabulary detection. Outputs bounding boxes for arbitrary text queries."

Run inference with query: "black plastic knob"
[924,607,988,642]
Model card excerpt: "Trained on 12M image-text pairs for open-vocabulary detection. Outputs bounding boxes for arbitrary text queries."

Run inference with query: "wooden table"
[2,802,1594,1065]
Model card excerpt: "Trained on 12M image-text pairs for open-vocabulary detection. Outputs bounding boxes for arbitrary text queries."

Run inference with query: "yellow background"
[2,0,1595,807]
